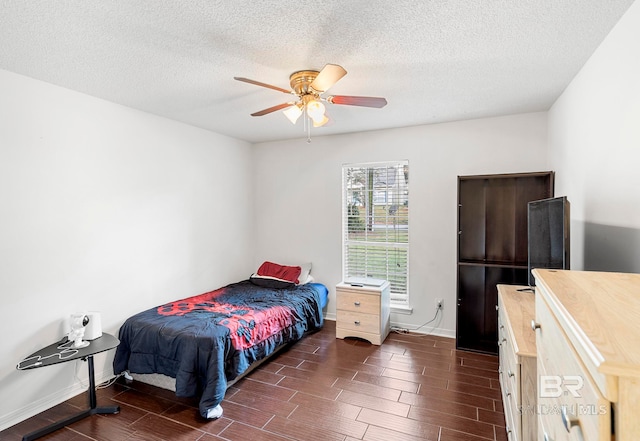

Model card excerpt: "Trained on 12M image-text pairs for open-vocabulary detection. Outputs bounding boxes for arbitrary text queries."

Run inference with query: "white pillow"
[297,262,312,284]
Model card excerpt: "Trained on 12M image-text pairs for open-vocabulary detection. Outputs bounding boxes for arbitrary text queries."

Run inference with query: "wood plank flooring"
[1,320,507,441]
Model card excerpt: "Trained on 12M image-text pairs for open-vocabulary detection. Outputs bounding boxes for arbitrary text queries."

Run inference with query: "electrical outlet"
[435,298,444,310]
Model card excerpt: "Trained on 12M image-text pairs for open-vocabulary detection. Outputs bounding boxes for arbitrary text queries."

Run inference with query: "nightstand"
[335,280,390,345]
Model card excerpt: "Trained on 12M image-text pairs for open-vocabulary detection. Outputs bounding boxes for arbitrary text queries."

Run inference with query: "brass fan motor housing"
[289,70,320,96]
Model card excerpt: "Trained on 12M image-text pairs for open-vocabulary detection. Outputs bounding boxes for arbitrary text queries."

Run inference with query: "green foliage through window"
[342,161,409,303]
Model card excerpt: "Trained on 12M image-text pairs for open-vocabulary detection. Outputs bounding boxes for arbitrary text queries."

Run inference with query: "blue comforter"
[113,280,326,417]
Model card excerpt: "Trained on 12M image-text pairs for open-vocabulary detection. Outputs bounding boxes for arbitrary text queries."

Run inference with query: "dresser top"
[497,284,537,358]
[533,269,640,379]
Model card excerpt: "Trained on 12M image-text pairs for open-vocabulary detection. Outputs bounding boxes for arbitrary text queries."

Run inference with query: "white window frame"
[342,161,410,310]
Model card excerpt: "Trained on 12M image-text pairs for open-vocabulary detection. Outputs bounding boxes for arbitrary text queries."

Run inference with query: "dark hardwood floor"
[1,320,507,441]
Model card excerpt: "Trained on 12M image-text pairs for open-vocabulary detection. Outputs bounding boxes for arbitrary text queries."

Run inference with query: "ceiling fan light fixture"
[312,115,329,127]
[306,99,325,122]
[283,104,302,124]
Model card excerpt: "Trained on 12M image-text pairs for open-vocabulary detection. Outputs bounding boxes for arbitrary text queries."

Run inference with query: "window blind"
[342,161,409,304]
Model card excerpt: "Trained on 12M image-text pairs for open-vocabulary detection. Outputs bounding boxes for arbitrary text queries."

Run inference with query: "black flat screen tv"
[527,196,570,286]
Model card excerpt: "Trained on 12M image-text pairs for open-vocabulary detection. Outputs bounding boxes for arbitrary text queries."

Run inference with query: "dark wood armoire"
[456,171,554,354]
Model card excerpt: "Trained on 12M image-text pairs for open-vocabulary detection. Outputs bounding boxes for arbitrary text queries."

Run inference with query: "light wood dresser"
[532,268,640,441]
[498,284,538,441]
[335,281,390,345]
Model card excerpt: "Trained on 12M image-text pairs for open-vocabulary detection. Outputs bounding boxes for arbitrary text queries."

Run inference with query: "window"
[342,161,409,306]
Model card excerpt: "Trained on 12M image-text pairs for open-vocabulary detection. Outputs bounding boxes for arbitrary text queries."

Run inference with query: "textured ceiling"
[0,1,635,143]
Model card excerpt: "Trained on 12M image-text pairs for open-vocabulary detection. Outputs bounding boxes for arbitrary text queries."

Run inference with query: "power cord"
[16,338,82,370]
[97,372,125,389]
[74,363,125,391]
[391,304,442,335]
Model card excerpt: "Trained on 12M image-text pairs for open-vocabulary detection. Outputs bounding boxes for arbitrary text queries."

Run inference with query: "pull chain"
[304,105,311,143]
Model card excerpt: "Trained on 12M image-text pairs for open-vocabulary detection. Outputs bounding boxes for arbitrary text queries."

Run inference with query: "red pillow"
[256,261,302,284]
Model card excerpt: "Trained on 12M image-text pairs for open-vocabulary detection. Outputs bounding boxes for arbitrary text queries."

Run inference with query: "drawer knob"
[531,320,541,331]
[508,369,514,378]
[543,432,551,441]
[354,321,361,326]
[561,405,579,432]
[354,301,361,306]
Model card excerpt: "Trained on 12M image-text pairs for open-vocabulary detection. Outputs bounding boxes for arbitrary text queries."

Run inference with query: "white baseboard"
[389,318,456,339]
[0,369,114,432]
[323,316,456,339]
[324,312,336,321]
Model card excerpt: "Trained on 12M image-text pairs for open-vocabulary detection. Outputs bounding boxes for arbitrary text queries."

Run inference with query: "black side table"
[17,333,121,441]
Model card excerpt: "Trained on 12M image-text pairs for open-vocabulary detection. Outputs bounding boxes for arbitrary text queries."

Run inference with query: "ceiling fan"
[234,64,387,128]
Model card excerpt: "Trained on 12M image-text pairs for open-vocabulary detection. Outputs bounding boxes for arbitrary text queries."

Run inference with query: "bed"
[113,262,327,419]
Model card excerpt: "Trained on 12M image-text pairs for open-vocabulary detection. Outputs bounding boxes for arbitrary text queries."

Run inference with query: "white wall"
[0,69,254,430]
[549,1,640,272]
[251,113,548,337]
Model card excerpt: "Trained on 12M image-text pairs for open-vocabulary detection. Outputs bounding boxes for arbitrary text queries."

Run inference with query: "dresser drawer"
[537,360,589,441]
[498,300,521,406]
[502,384,519,441]
[538,410,550,441]
[501,374,521,441]
[535,295,610,441]
[337,290,380,314]
[500,361,522,439]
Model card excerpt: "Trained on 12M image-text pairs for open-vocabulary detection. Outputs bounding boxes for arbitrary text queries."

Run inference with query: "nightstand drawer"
[336,290,380,314]
[336,310,380,334]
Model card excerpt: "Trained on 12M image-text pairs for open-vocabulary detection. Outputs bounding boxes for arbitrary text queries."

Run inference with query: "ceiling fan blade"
[310,64,347,92]
[234,77,292,94]
[250,102,295,117]
[327,95,388,108]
